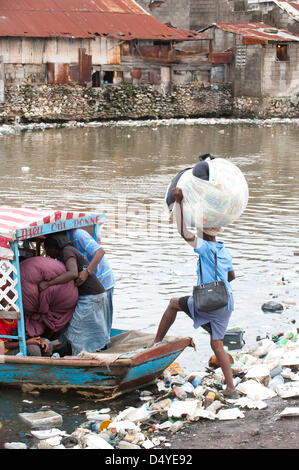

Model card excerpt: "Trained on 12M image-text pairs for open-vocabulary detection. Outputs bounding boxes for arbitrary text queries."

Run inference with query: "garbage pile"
[4,327,299,450]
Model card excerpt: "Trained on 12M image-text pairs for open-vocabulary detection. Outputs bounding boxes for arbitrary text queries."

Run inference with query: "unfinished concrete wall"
[261,43,299,97]
[0,56,4,103]
[263,7,299,34]
[234,43,262,97]
[136,0,191,29]
[190,0,251,30]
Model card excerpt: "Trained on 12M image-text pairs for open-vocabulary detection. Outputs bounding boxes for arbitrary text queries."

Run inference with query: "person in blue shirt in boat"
[66,228,115,336]
[153,187,238,399]
[39,233,110,355]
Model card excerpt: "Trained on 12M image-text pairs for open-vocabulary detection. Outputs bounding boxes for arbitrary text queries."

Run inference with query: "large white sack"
[165,158,248,229]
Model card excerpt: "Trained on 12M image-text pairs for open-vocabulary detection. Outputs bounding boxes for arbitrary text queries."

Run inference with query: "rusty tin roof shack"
[0,0,204,41]
[202,21,299,97]
[0,0,209,86]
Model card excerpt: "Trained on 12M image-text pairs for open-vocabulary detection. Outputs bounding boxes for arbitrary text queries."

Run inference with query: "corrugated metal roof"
[276,1,299,21]
[215,22,299,43]
[0,0,206,41]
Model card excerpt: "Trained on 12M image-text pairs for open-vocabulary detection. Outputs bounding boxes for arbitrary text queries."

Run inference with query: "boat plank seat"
[0,310,21,320]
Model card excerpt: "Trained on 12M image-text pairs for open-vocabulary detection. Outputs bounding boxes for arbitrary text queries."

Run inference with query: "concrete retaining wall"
[0,83,233,123]
[0,83,297,124]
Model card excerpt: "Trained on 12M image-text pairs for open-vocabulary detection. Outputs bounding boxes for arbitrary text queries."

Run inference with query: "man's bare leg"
[211,338,235,395]
[154,298,181,344]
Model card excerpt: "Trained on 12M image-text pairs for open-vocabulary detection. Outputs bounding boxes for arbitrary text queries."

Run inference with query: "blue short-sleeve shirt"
[194,238,233,294]
[67,228,115,290]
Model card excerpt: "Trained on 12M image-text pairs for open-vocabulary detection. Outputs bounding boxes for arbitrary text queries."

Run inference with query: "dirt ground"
[168,396,299,449]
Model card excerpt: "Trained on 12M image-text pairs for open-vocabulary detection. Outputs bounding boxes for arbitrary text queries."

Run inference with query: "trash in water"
[19,410,63,427]
[261,301,284,313]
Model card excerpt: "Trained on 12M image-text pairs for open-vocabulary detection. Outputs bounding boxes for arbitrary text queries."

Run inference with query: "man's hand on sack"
[172,187,183,203]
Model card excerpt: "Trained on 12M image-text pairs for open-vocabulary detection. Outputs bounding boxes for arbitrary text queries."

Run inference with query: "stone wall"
[0,83,233,124]
[233,95,299,118]
[0,83,297,124]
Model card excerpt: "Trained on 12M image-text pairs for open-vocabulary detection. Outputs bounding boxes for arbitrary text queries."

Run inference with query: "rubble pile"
[5,327,299,450]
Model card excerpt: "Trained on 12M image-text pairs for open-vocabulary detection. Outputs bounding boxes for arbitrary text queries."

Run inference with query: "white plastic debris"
[114,405,151,423]
[4,442,27,449]
[205,400,224,413]
[44,436,62,447]
[192,408,216,420]
[275,381,299,398]
[142,439,155,449]
[281,368,299,381]
[245,364,271,384]
[193,385,205,398]
[230,397,267,410]
[118,441,141,449]
[236,379,276,400]
[86,413,111,422]
[108,420,141,432]
[168,400,199,419]
[84,434,114,450]
[19,410,63,427]
[279,407,299,418]
[280,352,299,367]
[216,408,245,420]
[251,339,276,357]
[30,428,66,440]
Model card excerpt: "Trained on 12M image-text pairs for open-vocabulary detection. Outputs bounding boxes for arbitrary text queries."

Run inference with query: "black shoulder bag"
[193,252,229,312]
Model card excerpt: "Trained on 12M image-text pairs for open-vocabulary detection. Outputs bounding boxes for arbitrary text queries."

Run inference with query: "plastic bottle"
[269,375,284,392]
[172,385,187,400]
[163,371,172,387]
[270,366,283,378]
[191,375,203,387]
[51,352,60,358]
[150,398,173,412]
[204,391,216,408]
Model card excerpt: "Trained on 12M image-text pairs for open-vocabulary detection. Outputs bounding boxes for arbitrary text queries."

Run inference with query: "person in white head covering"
[154,187,238,399]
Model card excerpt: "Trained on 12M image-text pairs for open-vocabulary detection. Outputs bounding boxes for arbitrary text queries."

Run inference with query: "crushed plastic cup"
[100,420,112,431]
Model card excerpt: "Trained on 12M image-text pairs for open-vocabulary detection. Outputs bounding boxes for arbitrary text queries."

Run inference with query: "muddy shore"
[168,396,299,450]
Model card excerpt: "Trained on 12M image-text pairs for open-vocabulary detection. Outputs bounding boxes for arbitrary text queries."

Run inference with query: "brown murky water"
[0,121,298,443]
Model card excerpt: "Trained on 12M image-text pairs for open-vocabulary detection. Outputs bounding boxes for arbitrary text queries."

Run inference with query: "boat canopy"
[0,207,105,260]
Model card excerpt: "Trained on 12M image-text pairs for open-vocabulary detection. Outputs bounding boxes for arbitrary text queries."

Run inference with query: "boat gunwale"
[1,336,192,368]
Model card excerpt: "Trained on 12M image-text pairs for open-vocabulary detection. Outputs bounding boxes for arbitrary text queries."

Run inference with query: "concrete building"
[0,0,210,90]
[136,1,299,34]
[203,22,299,97]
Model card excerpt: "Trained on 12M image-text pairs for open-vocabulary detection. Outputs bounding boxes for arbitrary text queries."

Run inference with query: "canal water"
[0,120,298,445]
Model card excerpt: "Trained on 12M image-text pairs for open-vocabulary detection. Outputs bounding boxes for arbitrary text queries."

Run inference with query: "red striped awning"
[0,207,97,260]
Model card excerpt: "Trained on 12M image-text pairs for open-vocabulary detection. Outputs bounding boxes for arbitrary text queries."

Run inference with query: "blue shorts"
[178,293,234,341]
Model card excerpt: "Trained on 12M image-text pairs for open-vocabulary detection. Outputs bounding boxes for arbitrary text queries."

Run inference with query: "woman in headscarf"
[39,232,110,355]
[20,255,78,341]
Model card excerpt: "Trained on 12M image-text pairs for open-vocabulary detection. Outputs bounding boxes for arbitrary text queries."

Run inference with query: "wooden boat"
[0,208,192,399]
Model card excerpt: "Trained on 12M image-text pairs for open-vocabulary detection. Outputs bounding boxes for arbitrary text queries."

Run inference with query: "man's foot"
[222,389,240,399]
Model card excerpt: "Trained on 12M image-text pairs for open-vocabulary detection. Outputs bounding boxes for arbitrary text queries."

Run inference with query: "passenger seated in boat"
[20,256,78,343]
[39,233,110,355]
[0,278,54,356]
[0,321,53,356]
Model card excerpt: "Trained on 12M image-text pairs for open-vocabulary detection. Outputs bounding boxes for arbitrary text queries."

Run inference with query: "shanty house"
[0,0,210,89]
[202,22,299,97]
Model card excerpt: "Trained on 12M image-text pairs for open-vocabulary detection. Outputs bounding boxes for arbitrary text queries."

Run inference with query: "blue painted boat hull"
[0,330,192,399]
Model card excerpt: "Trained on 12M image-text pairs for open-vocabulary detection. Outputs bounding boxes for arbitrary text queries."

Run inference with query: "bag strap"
[198,252,218,286]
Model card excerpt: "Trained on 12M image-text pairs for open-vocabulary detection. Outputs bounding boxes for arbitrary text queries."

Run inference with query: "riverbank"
[0,84,298,126]
[2,326,298,451]
[0,116,298,136]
